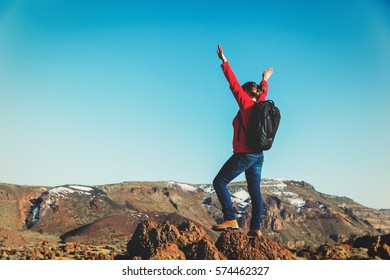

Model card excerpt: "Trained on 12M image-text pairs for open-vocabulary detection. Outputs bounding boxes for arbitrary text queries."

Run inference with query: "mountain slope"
[1,179,389,250]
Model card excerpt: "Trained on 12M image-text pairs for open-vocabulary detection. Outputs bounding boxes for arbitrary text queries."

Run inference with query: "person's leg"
[244,152,264,231]
[213,153,259,222]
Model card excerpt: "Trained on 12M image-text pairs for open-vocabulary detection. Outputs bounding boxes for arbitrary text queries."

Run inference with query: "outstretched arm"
[258,68,272,101]
[217,45,253,108]
[217,44,227,63]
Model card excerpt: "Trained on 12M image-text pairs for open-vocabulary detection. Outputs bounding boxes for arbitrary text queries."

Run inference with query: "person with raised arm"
[212,44,273,237]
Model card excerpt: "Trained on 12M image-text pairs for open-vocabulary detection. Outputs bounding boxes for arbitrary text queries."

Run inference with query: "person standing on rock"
[212,44,273,237]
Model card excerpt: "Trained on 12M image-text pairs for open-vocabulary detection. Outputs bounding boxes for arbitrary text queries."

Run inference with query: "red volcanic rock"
[352,234,390,259]
[149,243,186,260]
[126,219,225,260]
[296,234,390,260]
[127,219,296,260]
[215,230,296,260]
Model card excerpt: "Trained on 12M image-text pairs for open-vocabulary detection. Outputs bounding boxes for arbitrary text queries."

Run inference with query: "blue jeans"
[213,152,264,230]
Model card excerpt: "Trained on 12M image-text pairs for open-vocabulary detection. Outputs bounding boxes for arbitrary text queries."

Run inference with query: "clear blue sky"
[1,0,389,209]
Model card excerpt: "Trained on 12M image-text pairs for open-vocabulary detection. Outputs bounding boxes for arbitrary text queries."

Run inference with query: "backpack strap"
[236,111,247,142]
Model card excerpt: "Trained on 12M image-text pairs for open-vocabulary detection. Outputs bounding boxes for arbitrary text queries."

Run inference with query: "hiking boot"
[247,229,262,237]
[212,219,239,231]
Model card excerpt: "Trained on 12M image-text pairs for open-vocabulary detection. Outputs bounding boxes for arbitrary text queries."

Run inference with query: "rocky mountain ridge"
[0,178,389,259]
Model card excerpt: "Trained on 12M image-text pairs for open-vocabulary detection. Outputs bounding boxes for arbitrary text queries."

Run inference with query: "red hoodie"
[221,61,268,153]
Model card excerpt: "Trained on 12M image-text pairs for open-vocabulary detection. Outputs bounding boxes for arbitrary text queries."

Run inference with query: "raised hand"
[262,67,273,81]
[217,44,227,63]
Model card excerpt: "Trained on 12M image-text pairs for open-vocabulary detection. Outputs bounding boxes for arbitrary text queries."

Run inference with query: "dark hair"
[242,81,257,93]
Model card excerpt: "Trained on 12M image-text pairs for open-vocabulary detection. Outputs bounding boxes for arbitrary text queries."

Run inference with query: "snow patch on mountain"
[167,181,197,192]
[288,196,306,209]
[232,190,251,202]
[49,186,75,197]
[262,179,287,190]
[199,184,215,195]
[262,179,306,212]
[69,185,94,192]
[48,185,95,197]
[231,190,251,218]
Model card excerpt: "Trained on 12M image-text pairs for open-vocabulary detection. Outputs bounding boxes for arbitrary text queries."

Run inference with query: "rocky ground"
[1,241,126,260]
[1,219,389,260]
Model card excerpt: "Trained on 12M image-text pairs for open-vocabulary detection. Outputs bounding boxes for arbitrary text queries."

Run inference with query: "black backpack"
[237,100,281,151]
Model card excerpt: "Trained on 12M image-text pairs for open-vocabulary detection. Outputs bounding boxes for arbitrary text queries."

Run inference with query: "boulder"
[216,230,296,260]
[126,219,225,260]
[126,219,296,260]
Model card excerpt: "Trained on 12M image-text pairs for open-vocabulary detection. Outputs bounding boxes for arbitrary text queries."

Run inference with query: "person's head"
[242,81,264,99]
